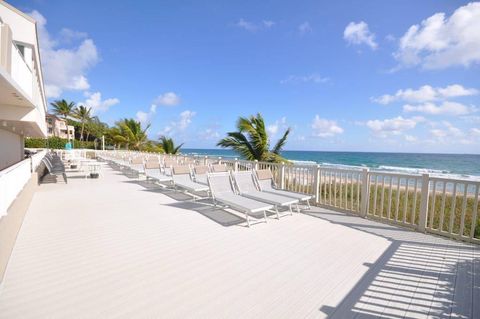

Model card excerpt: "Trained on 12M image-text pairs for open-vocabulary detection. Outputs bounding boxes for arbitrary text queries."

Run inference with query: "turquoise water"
[182,149,480,179]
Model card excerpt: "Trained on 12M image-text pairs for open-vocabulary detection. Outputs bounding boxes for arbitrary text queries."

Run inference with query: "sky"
[10,0,480,153]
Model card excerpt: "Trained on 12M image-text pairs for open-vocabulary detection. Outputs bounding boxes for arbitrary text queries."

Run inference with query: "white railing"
[96,150,480,243]
[10,43,32,98]
[0,150,46,218]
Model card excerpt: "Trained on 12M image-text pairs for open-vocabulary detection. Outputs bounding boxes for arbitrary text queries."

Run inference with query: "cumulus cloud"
[281,74,329,84]
[29,10,99,98]
[199,128,220,140]
[135,104,157,126]
[267,117,288,135]
[403,101,476,116]
[343,21,378,49]
[366,116,424,136]
[298,21,312,35]
[394,2,480,69]
[154,92,181,106]
[311,116,343,137]
[159,110,196,137]
[372,84,478,105]
[235,18,275,32]
[79,91,119,114]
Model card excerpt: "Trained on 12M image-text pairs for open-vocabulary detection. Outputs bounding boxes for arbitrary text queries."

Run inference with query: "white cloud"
[311,116,343,137]
[199,128,220,140]
[135,104,157,126]
[429,121,467,144]
[404,135,418,142]
[267,117,287,135]
[79,91,119,114]
[366,116,423,136]
[235,18,274,32]
[159,110,196,136]
[154,92,181,106]
[403,101,476,116]
[178,110,195,130]
[298,22,312,35]
[343,21,378,49]
[30,10,99,98]
[281,73,329,84]
[394,2,480,69]
[263,20,275,28]
[373,84,478,105]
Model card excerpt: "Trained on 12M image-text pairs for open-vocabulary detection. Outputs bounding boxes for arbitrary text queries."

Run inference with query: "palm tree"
[112,118,150,150]
[50,99,76,120]
[217,113,290,163]
[73,105,92,141]
[159,136,183,154]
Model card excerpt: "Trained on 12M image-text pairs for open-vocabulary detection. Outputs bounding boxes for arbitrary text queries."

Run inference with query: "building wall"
[0,128,23,170]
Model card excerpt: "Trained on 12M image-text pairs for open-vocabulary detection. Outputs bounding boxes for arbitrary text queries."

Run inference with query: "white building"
[0,0,47,170]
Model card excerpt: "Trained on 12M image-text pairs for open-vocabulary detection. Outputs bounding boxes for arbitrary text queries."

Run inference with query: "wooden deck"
[0,164,478,318]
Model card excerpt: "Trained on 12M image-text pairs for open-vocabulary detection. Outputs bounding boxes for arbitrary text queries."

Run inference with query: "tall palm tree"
[50,99,76,120]
[112,118,150,150]
[217,113,290,163]
[159,136,183,154]
[73,105,92,141]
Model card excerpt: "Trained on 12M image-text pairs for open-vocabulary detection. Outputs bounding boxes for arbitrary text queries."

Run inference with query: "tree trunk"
[80,121,85,141]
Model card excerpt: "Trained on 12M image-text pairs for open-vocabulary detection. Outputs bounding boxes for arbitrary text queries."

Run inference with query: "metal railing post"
[280,162,285,189]
[418,173,430,232]
[313,164,320,204]
[360,168,370,217]
[234,158,239,172]
[204,156,208,165]
[254,160,259,171]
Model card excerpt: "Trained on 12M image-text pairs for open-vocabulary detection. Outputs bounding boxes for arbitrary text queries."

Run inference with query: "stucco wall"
[0,128,23,170]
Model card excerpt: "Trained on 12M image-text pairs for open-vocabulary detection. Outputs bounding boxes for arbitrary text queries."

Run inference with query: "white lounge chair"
[207,172,273,227]
[192,165,209,185]
[129,157,145,174]
[172,166,210,200]
[232,171,299,218]
[255,169,312,209]
[211,163,227,172]
[144,161,172,183]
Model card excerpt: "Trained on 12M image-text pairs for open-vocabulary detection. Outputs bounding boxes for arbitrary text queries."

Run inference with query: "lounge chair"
[232,171,299,218]
[255,169,312,209]
[144,161,172,183]
[207,172,273,227]
[171,166,210,199]
[192,165,209,185]
[211,163,227,172]
[129,157,145,174]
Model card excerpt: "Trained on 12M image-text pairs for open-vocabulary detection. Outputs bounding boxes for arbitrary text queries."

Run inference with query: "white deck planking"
[0,164,478,319]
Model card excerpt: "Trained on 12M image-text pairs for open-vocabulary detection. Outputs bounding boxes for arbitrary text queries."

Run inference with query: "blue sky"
[11,0,480,153]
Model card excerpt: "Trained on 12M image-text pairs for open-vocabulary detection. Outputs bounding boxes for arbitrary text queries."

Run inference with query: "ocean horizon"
[182,148,480,180]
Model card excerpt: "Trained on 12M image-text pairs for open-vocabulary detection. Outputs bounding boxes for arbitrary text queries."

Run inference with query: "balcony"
[0,22,47,137]
[0,152,478,318]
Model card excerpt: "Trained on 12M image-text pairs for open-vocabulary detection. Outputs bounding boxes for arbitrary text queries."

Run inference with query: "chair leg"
[296,203,301,213]
[306,199,311,210]
[275,207,280,220]
[246,212,251,227]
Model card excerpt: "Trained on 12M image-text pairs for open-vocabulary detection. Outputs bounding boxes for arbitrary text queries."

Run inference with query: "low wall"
[0,166,40,282]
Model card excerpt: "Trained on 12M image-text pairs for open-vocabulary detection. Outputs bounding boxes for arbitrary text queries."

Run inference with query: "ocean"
[182,149,480,180]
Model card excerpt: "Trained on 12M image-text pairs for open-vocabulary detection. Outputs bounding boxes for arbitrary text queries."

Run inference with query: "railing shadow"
[306,208,477,318]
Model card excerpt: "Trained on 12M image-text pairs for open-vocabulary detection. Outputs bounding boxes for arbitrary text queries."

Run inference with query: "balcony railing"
[10,43,33,97]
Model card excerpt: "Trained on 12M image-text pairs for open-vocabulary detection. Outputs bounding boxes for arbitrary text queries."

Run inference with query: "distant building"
[46,114,75,140]
[0,1,47,170]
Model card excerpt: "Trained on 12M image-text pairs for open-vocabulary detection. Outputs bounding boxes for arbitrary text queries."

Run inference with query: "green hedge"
[25,137,96,149]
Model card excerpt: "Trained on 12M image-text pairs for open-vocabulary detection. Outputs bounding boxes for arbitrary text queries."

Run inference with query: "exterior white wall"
[0,128,23,170]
